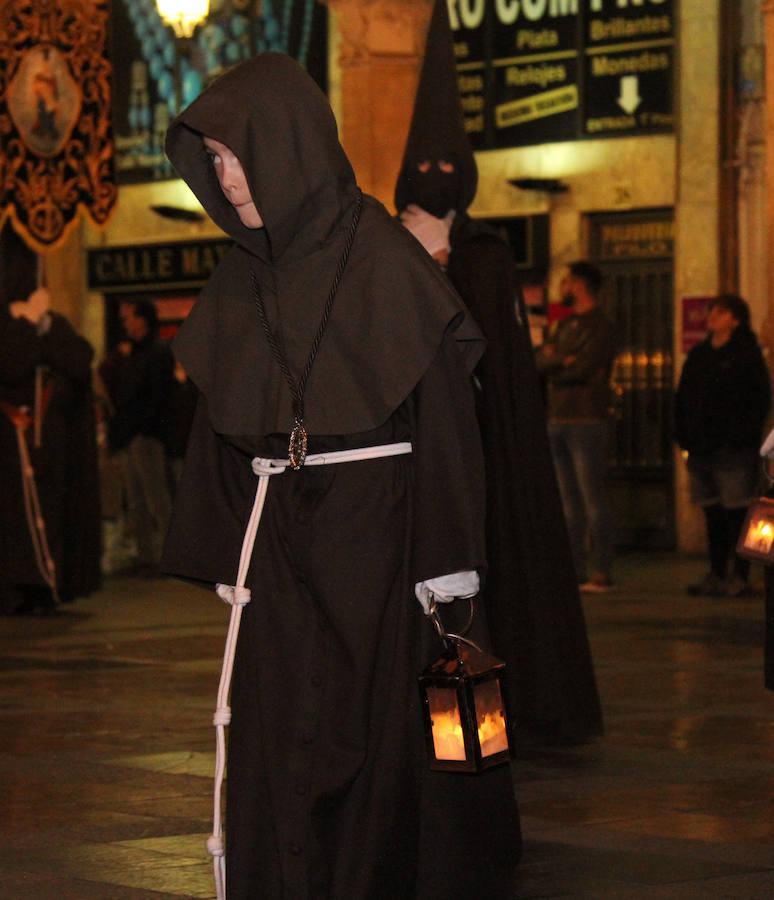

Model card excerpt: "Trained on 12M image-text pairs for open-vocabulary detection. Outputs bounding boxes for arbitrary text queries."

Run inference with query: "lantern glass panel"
[741,513,774,557]
[737,497,774,563]
[425,685,466,761]
[473,677,509,757]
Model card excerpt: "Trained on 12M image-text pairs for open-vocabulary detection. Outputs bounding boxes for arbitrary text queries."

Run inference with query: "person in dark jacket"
[108,298,174,573]
[161,52,521,900]
[394,0,602,745]
[675,293,770,597]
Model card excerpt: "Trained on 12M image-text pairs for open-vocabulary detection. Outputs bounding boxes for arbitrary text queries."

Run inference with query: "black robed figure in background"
[0,225,101,614]
[396,0,602,745]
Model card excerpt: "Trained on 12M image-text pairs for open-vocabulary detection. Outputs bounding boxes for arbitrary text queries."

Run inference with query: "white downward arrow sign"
[617,75,641,114]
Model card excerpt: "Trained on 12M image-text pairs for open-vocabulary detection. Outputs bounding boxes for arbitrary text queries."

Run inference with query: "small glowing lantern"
[418,607,511,773]
[737,496,774,564]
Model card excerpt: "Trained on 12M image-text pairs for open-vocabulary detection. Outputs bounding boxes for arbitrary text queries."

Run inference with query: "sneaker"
[686,572,726,597]
[580,573,614,593]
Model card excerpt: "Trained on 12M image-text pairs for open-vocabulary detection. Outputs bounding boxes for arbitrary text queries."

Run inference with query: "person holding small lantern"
[161,53,521,900]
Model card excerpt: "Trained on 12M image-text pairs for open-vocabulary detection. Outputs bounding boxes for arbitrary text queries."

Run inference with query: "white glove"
[761,427,774,458]
[400,205,454,259]
[9,287,51,326]
[415,570,479,616]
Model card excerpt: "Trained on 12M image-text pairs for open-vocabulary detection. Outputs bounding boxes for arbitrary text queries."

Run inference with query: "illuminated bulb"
[156,0,209,38]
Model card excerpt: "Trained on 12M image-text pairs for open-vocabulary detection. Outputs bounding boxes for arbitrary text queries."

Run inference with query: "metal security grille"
[605,262,674,469]
[590,211,675,549]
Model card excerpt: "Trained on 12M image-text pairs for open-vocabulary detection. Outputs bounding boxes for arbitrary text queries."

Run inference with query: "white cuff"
[400,205,453,258]
[415,570,479,615]
[761,427,774,458]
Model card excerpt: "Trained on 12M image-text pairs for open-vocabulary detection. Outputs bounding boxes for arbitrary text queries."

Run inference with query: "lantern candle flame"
[429,704,508,761]
[430,709,466,761]
[478,710,509,757]
[736,497,774,564]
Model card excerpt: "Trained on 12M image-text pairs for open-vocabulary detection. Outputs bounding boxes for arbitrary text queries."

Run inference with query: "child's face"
[203,136,264,229]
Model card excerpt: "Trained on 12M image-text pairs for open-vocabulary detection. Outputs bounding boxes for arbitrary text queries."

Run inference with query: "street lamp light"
[156,0,209,39]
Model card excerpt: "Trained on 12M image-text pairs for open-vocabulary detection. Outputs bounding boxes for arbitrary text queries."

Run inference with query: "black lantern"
[418,604,511,773]
[737,496,774,564]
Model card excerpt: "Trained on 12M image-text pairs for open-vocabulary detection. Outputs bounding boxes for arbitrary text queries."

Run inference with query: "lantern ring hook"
[427,593,482,653]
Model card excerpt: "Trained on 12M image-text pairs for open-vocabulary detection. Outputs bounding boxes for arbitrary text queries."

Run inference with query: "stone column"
[674,0,722,551]
[323,0,432,211]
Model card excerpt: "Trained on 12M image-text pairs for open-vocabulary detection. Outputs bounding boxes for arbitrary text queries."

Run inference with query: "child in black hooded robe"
[161,53,521,900]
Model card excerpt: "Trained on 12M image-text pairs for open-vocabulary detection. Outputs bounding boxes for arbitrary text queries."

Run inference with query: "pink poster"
[681,296,713,353]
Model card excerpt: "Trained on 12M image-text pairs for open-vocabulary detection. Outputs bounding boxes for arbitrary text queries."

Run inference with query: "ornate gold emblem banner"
[0,0,117,252]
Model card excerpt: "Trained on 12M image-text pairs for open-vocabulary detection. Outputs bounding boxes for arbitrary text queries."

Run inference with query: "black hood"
[164,53,484,440]
[166,53,357,264]
[0,222,37,310]
[394,0,477,216]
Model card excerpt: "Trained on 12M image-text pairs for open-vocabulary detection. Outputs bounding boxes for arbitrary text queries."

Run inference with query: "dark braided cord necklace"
[251,187,363,469]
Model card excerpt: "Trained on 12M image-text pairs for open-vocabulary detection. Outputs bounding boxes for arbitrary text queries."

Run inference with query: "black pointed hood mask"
[394,0,477,217]
[165,53,483,440]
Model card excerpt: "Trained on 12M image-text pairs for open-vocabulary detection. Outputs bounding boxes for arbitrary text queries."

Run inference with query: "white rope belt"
[206,441,412,900]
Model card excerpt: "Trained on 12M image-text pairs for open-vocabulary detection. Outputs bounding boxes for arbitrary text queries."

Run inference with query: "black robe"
[446,216,604,745]
[766,567,774,691]
[161,53,521,899]
[394,0,602,745]
[0,310,101,607]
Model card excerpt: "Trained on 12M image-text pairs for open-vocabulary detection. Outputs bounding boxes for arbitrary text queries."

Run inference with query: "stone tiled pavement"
[2,552,774,898]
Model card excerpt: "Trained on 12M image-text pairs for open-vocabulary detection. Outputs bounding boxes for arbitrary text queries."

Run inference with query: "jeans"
[548,420,614,581]
[124,434,172,567]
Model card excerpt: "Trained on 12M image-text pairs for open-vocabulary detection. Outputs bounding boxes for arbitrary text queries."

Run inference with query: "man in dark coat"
[161,52,521,899]
[535,261,617,592]
[108,298,174,573]
[395,0,602,745]
[0,284,101,613]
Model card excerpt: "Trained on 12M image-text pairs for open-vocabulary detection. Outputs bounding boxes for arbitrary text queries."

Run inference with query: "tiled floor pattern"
[1,554,774,898]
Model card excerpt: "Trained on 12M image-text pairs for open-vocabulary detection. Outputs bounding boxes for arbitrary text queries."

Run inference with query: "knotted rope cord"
[250,188,363,468]
[34,366,43,448]
[206,440,412,900]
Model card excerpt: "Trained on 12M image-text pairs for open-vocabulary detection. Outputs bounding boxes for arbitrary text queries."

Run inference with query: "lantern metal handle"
[426,593,482,653]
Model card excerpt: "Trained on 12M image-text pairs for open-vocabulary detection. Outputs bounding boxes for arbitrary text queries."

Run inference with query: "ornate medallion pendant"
[288,416,308,469]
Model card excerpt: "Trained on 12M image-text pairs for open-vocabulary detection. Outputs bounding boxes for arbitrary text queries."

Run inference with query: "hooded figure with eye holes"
[161,51,522,900]
[396,0,603,749]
